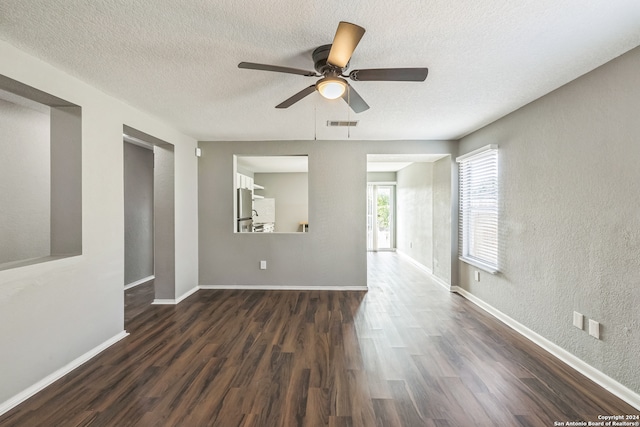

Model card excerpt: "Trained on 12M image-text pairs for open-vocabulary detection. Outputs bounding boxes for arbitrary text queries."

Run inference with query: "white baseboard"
[176,286,199,303]
[151,298,176,305]
[198,284,369,291]
[452,286,640,411]
[124,275,154,290]
[0,330,129,417]
[396,250,451,291]
[151,286,199,305]
[429,273,452,292]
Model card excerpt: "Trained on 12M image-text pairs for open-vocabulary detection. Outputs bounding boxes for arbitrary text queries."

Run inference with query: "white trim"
[152,286,199,305]
[458,257,498,274]
[455,144,498,163]
[176,286,199,303]
[396,250,451,291]
[198,284,369,291]
[123,134,154,150]
[430,273,452,292]
[397,250,432,274]
[452,286,640,411]
[124,275,154,290]
[151,298,177,305]
[0,331,129,416]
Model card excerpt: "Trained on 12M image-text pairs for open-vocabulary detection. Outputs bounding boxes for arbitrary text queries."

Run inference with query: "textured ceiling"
[1,1,639,141]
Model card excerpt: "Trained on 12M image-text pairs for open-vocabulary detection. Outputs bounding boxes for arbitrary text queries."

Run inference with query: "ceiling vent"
[327,120,358,127]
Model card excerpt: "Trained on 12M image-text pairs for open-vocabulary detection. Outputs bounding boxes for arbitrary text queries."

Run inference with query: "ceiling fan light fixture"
[317,77,347,100]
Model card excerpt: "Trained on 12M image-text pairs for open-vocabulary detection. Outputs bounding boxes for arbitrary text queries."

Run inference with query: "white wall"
[0,99,50,265]
[395,158,453,286]
[458,46,640,395]
[432,156,452,285]
[198,139,456,289]
[0,39,198,407]
[396,162,434,269]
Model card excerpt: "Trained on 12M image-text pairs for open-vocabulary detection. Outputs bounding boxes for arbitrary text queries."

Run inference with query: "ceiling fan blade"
[327,22,366,68]
[341,83,369,113]
[238,62,318,77]
[349,68,429,82]
[275,85,317,109]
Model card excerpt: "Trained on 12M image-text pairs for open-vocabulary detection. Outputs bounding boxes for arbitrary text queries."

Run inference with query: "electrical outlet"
[260,260,267,270]
[474,270,480,282]
[573,311,584,330]
[589,319,600,339]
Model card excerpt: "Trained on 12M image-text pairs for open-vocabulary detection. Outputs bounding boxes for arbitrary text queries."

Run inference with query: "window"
[457,145,498,273]
[0,74,82,271]
[233,155,308,233]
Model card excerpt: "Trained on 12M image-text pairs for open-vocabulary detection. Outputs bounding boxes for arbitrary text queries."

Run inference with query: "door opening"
[123,125,175,325]
[367,184,395,251]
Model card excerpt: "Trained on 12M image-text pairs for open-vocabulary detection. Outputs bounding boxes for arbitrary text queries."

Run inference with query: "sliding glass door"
[367,184,395,251]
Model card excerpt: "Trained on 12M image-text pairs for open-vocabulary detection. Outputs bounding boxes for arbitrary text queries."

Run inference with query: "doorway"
[367,184,395,251]
[123,139,154,288]
[123,136,155,324]
[123,125,175,326]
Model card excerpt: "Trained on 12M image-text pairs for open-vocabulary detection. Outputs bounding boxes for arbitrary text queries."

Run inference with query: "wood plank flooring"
[1,252,637,426]
[124,279,154,326]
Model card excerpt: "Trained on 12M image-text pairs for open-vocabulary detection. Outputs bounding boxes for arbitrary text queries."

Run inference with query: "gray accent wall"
[0,98,50,265]
[458,46,640,394]
[432,157,452,285]
[254,172,308,232]
[198,140,456,288]
[123,142,154,285]
[396,162,434,269]
[49,106,82,257]
[367,172,397,182]
[153,144,176,300]
[394,157,453,287]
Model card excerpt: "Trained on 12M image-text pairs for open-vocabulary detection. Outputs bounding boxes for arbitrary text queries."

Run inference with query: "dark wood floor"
[124,279,155,326]
[1,253,637,426]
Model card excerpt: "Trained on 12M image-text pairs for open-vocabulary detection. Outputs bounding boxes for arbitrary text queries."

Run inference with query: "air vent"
[327,120,358,127]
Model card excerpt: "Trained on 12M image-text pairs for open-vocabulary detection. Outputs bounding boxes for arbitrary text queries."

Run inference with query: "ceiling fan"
[238,22,429,113]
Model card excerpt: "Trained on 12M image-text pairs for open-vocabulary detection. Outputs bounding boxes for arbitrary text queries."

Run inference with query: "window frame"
[0,74,82,271]
[457,145,499,274]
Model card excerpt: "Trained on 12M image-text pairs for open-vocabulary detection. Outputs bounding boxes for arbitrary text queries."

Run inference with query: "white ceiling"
[1,1,639,141]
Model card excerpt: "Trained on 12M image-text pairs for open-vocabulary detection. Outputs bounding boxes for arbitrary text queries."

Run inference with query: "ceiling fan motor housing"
[312,44,348,75]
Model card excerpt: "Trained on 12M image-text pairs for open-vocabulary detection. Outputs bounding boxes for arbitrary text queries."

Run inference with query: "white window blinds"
[457,145,499,273]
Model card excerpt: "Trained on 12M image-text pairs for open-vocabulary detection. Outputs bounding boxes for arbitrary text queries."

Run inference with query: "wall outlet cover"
[573,311,584,329]
[589,319,600,339]
[474,271,480,282]
[260,260,267,270]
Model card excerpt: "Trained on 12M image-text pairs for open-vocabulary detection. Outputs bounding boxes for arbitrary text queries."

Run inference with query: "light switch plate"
[589,319,600,339]
[573,312,584,330]
[260,260,267,270]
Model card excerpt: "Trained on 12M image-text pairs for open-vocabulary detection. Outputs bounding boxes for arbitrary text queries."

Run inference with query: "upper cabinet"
[236,173,265,199]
